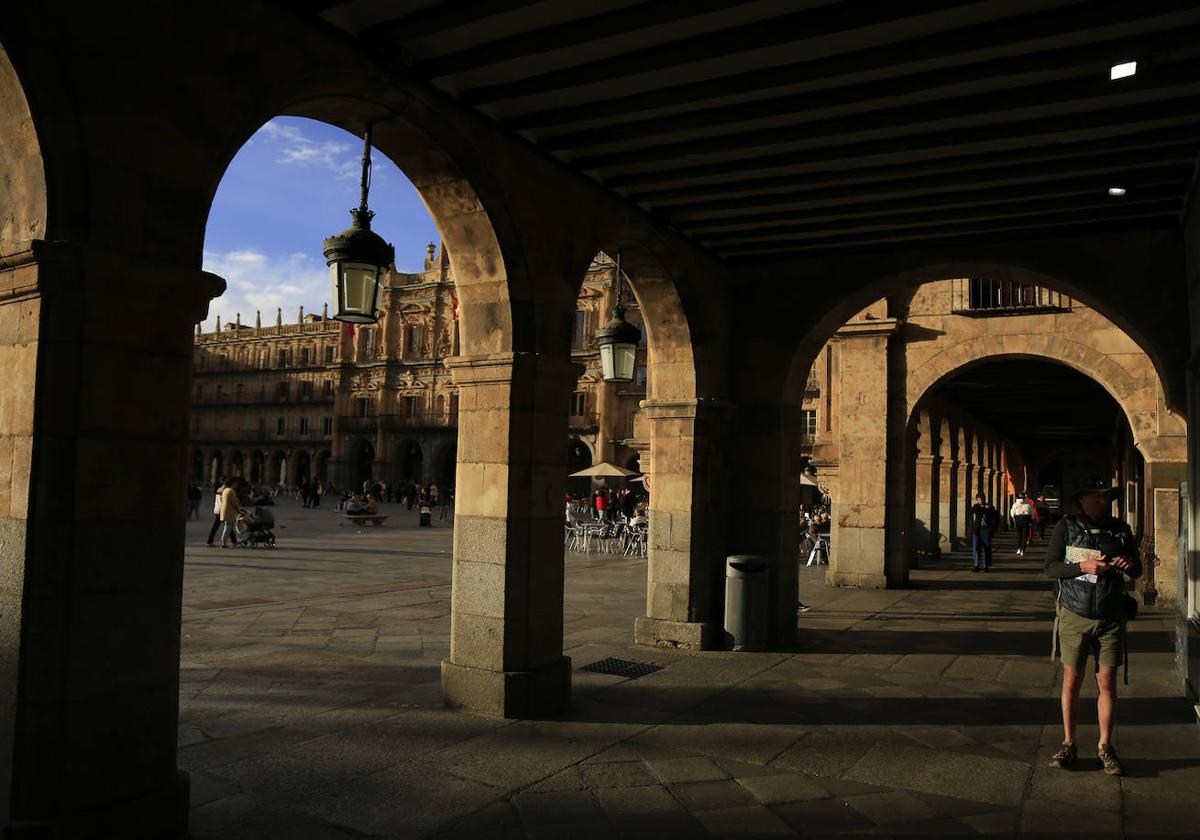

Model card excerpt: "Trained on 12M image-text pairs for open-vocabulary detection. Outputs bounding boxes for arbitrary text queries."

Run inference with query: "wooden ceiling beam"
[570,69,1200,171]
[630,129,1200,206]
[457,0,1002,105]
[537,25,1200,152]
[360,0,549,43]
[674,163,1193,231]
[415,0,734,79]
[501,1,1186,129]
[716,211,1179,258]
[601,96,1200,189]
[700,195,1181,247]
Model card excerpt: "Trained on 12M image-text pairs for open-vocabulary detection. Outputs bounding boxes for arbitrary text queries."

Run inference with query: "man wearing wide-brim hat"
[1044,479,1139,776]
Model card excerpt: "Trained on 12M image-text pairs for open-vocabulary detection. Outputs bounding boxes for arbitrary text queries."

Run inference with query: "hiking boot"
[1049,741,1076,769]
[1098,743,1122,776]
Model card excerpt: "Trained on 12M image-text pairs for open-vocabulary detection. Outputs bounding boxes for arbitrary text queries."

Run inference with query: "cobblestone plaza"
[180,501,1200,838]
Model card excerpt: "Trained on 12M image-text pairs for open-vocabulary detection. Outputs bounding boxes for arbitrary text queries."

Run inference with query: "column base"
[825,570,889,589]
[4,770,189,839]
[441,657,570,718]
[634,616,719,650]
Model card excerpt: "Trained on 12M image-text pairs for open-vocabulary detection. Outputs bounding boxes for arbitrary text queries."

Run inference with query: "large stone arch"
[0,44,46,246]
[907,337,1159,460]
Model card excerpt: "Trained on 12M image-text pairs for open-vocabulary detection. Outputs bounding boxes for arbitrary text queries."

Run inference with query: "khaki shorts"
[1057,605,1126,668]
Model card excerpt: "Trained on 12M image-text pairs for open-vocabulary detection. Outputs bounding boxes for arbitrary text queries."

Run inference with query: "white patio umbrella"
[569,461,640,478]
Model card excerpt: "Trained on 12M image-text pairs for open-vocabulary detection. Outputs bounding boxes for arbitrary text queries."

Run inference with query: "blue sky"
[201,117,440,331]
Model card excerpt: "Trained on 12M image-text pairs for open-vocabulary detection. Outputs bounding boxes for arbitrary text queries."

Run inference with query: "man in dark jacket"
[1044,480,1139,776]
[968,493,999,572]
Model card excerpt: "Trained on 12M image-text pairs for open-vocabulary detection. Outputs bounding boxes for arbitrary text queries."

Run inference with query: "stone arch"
[0,44,47,246]
[784,254,1186,417]
[907,337,1156,459]
[201,85,529,359]
[397,438,422,484]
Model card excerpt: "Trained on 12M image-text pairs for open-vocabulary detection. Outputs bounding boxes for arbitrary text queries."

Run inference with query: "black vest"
[1056,515,1133,620]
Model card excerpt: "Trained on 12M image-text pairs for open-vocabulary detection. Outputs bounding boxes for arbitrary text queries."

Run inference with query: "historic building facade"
[190,249,646,492]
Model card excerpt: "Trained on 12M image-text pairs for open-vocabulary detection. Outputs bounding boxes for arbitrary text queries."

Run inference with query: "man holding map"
[1044,479,1140,776]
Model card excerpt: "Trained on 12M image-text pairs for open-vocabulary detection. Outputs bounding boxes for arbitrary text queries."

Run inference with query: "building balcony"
[950,278,1072,317]
[341,412,457,432]
[194,394,335,407]
[568,412,599,431]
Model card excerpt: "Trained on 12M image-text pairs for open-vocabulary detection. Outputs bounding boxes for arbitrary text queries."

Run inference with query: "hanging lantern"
[595,251,641,383]
[323,125,394,324]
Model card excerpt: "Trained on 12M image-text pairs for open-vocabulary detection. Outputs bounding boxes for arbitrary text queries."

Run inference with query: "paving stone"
[843,790,939,826]
[1019,798,1123,835]
[645,756,729,783]
[844,741,1030,807]
[771,730,877,778]
[773,797,877,835]
[512,789,605,827]
[668,779,758,811]
[580,760,658,789]
[735,772,830,805]
[693,804,796,836]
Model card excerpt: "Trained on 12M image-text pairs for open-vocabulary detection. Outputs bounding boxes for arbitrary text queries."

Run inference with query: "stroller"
[236,506,276,548]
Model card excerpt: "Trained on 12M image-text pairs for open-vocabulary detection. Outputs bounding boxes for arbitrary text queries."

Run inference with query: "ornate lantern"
[322,125,395,324]
[595,251,641,383]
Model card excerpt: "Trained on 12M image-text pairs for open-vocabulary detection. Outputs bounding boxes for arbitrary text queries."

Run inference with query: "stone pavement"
[180,502,1200,838]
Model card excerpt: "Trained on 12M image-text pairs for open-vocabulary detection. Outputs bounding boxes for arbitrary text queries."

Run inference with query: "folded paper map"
[1064,546,1102,583]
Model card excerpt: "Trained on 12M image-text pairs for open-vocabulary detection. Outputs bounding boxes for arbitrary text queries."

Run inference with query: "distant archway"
[567,437,593,500]
[351,439,375,488]
[400,440,423,484]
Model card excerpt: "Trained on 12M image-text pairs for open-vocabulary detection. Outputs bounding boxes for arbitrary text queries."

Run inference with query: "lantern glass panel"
[614,343,637,381]
[599,344,616,380]
[332,261,381,322]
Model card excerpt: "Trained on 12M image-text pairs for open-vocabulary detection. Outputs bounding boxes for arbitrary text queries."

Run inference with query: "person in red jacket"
[594,489,609,522]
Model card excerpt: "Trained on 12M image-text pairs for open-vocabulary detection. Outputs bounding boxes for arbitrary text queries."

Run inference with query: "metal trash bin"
[724,554,772,651]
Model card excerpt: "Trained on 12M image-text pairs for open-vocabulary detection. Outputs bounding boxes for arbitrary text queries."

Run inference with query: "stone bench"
[341,514,389,527]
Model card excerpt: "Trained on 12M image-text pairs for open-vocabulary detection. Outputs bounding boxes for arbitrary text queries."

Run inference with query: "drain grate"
[580,657,663,679]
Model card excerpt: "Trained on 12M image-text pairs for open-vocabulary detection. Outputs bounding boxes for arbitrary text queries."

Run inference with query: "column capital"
[0,239,225,322]
[638,397,735,421]
[446,351,583,386]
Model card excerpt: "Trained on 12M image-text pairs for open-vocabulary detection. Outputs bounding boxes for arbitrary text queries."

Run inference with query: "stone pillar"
[829,319,901,588]
[0,241,221,836]
[634,399,731,650]
[914,454,941,560]
[441,353,577,717]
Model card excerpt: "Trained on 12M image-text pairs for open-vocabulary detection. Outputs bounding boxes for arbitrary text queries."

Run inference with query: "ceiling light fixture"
[1110,61,1137,81]
[1108,187,1127,197]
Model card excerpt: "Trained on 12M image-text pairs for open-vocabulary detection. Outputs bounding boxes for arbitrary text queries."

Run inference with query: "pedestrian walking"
[440,486,454,520]
[1035,495,1051,539]
[205,483,224,545]
[968,493,998,571]
[1046,479,1140,776]
[218,478,241,548]
[1011,493,1034,555]
[186,483,202,520]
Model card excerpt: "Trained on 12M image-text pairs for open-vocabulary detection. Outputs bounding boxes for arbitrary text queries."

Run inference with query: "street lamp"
[323,124,395,324]
[595,251,641,383]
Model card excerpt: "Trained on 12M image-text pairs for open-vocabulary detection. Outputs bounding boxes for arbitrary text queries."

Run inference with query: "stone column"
[914,454,941,560]
[634,399,731,650]
[0,241,221,835]
[441,353,578,717]
[829,319,901,588]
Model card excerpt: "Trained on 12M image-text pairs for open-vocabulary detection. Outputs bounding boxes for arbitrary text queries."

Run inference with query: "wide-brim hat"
[1069,479,1120,502]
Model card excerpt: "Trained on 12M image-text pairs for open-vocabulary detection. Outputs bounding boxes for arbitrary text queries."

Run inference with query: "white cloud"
[200,248,328,331]
[256,119,363,182]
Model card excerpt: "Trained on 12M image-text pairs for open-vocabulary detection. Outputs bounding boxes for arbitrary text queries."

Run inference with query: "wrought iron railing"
[950,278,1072,316]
